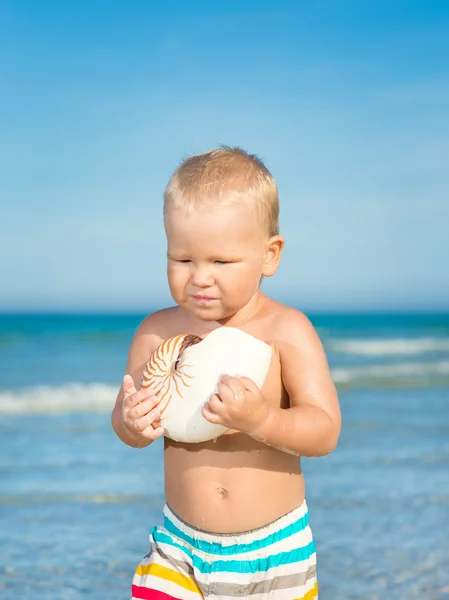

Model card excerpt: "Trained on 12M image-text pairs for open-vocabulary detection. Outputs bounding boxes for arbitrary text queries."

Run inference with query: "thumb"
[122,374,137,398]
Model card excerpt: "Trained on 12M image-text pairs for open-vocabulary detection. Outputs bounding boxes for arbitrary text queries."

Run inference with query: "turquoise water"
[1,312,448,599]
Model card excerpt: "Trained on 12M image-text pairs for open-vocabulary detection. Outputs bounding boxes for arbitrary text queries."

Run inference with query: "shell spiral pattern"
[141,334,202,417]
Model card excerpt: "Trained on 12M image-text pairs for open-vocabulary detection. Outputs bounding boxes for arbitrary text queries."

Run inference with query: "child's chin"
[194,308,223,321]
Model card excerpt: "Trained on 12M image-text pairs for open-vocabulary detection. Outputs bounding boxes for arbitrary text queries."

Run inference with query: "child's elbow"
[322,437,339,456]
[314,420,341,457]
[323,422,341,455]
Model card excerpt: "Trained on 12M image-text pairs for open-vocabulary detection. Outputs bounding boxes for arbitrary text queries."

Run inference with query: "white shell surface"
[141,327,272,443]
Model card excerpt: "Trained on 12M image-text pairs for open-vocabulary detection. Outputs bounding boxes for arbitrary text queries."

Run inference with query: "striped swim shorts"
[131,500,318,600]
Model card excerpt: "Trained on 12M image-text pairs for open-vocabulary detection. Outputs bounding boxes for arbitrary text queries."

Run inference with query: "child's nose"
[190,266,214,287]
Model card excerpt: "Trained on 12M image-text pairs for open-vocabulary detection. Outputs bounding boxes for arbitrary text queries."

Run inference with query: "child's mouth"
[193,295,216,303]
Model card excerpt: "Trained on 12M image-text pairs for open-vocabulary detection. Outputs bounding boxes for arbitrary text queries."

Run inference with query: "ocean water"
[0,312,448,599]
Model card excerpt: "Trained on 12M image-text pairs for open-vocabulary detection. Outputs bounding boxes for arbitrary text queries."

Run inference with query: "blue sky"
[1,1,448,312]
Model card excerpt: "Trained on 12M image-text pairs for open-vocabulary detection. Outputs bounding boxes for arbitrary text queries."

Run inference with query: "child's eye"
[215,260,229,265]
[177,260,191,263]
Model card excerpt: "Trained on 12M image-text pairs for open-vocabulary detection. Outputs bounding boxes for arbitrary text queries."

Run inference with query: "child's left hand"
[202,374,270,435]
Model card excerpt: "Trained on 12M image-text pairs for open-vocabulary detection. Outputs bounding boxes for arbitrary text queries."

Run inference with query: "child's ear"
[262,236,284,277]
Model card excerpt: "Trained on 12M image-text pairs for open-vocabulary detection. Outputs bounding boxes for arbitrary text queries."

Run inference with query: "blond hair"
[163,146,279,237]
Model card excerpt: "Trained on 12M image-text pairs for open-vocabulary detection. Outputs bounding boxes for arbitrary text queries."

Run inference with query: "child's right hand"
[121,374,165,442]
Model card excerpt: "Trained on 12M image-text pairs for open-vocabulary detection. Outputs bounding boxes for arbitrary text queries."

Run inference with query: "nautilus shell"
[141,327,272,443]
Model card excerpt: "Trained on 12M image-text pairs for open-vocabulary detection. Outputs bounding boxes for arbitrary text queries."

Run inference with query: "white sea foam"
[331,360,449,385]
[328,337,449,356]
[1,360,449,414]
[0,383,117,414]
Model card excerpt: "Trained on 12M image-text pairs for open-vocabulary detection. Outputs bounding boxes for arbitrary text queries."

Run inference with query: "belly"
[163,433,305,533]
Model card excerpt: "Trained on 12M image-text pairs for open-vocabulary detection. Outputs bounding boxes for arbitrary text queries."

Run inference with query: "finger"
[128,396,160,419]
[124,388,157,409]
[151,426,165,439]
[208,394,225,414]
[202,402,224,424]
[235,375,259,394]
[219,375,245,399]
[140,425,165,441]
[122,374,137,399]
[132,408,162,432]
[216,382,236,406]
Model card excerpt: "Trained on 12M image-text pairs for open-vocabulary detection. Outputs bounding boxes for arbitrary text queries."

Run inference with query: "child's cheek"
[168,267,188,301]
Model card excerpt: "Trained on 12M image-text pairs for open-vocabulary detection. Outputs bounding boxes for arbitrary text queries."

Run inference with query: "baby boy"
[112,147,341,600]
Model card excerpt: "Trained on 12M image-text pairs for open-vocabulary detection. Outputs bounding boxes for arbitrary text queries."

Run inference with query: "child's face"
[165,203,281,323]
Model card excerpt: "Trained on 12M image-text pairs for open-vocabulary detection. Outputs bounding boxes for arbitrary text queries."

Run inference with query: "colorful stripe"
[132,501,318,599]
[162,509,310,555]
[132,585,184,599]
[135,564,201,594]
[293,581,319,600]
[152,529,316,573]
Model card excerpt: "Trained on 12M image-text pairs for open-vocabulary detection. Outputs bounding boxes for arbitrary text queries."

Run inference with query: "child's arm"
[111,320,164,448]
[253,309,340,456]
[203,309,341,457]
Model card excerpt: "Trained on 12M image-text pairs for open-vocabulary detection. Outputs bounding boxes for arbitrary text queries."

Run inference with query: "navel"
[215,487,228,498]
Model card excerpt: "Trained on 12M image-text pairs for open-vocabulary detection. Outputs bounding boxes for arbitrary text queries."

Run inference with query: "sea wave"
[328,337,449,356]
[0,383,116,414]
[332,360,449,388]
[0,493,153,505]
[1,362,449,414]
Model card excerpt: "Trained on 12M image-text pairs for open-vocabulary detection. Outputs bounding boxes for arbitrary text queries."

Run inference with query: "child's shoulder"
[262,296,321,350]
[127,306,188,369]
[263,296,316,334]
[135,305,187,339]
